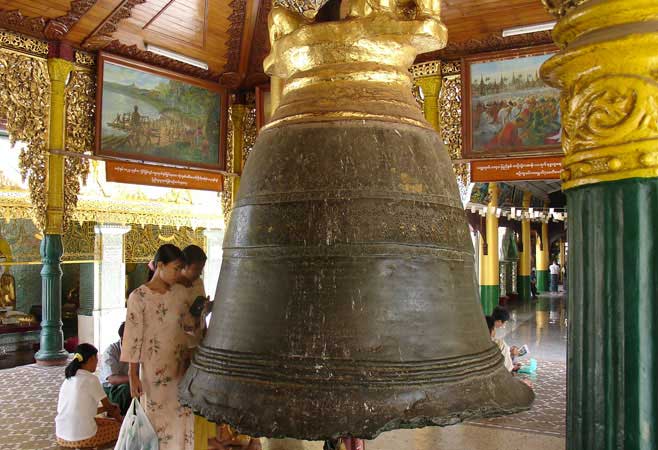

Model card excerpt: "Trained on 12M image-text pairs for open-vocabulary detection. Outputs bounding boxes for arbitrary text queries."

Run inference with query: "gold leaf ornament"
[64,70,96,231]
[0,49,50,230]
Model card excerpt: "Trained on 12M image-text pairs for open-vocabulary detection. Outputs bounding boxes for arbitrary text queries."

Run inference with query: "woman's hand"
[130,374,143,398]
[108,403,123,422]
[100,398,123,422]
[129,363,143,398]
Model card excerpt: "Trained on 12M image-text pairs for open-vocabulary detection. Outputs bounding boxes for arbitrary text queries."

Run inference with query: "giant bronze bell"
[180,0,534,440]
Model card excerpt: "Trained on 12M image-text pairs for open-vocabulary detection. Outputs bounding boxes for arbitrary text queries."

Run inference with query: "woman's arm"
[128,362,143,398]
[122,290,145,398]
[107,374,130,385]
[100,397,122,421]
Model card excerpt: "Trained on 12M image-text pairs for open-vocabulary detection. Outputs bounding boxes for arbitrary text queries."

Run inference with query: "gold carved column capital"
[541,0,658,190]
[47,58,73,84]
[414,67,442,132]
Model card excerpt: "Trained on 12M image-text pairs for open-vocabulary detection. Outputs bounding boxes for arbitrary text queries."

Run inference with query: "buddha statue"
[0,269,16,309]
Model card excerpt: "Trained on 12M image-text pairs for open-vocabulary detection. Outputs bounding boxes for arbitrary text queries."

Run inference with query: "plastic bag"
[518,358,538,374]
[114,398,159,450]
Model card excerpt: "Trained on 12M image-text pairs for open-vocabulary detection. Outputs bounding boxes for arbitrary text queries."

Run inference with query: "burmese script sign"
[106,161,223,191]
[471,157,562,182]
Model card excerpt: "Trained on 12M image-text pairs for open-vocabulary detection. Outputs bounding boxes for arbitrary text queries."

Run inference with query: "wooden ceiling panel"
[1,0,554,86]
[442,0,553,45]
[0,0,70,19]
[107,0,230,74]
[66,0,125,44]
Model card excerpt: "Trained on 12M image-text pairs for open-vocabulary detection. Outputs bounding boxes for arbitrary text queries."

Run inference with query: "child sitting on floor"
[486,315,514,372]
[55,343,123,449]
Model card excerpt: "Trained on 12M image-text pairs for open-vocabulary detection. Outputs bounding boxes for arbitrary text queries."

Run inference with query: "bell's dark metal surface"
[180,3,534,440]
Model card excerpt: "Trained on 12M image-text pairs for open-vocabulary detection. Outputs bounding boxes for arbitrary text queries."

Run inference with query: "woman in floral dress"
[121,244,196,450]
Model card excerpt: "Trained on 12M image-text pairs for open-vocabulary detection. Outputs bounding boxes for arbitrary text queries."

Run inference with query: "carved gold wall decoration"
[222,106,235,220]
[64,70,96,231]
[438,63,463,161]
[124,224,206,263]
[0,49,50,230]
[74,50,96,68]
[222,102,257,223]
[541,0,658,189]
[243,106,257,165]
[0,30,48,57]
[72,198,222,230]
[438,61,468,189]
[410,61,440,78]
[0,193,33,224]
[62,221,96,261]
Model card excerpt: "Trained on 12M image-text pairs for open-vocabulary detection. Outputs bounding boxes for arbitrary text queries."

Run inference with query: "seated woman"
[55,343,122,448]
[485,315,514,372]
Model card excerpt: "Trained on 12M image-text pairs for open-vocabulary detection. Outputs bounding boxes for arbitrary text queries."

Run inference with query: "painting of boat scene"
[97,56,224,169]
[465,51,561,158]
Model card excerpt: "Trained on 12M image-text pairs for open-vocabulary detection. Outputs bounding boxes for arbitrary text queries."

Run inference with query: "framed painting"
[256,84,272,130]
[96,52,228,170]
[462,45,561,160]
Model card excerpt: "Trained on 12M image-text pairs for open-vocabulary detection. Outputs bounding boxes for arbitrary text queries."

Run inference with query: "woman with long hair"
[121,244,196,450]
[55,343,122,448]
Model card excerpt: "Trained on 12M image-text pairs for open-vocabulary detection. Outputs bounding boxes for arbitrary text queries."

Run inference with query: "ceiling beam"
[238,0,262,80]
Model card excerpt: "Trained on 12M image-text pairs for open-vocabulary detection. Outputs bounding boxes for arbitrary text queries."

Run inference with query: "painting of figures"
[463,47,562,159]
[96,53,227,170]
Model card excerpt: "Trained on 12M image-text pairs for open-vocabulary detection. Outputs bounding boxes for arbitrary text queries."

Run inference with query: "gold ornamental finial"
[263,0,447,131]
[541,0,658,190]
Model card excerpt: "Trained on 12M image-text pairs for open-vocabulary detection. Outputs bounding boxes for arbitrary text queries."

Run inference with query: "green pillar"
[34,234,68,364]
[567,179,657,449]
[541,1,658,448]
[479,285,499,316]
[536,270,549,292]
[517,192,532,300]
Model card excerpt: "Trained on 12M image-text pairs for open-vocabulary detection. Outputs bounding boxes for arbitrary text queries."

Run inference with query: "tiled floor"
[0,293,567,450]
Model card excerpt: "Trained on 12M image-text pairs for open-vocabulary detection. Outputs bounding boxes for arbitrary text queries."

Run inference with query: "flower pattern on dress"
[145,336,161,359]
[156,302,168,322]
[121,283,195,450]
[153,366,172,387]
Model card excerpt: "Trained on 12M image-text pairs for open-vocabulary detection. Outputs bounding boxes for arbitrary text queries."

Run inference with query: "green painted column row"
[480,285,499,316]
[567,179,657,450]
[34,234,68,363]
[536,270,549,292]
[517,275,530,300]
